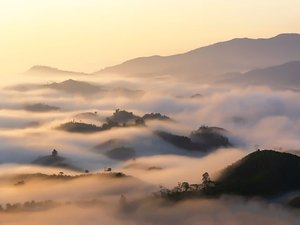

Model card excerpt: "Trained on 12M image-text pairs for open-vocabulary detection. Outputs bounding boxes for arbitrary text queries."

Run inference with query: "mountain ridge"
[25,33,300,83]
[96,33,300,81]
[218,60,300,90]
[25,65,89,76]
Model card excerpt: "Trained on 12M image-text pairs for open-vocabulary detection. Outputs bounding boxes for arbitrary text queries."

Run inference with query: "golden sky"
[1,0,300,75]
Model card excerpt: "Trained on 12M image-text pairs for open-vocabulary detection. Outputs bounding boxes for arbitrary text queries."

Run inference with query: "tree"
[180,182,190,192]
[104,167,112,172]
[52,149,58,157]
[135,118,145,126]
[202,172,211,187]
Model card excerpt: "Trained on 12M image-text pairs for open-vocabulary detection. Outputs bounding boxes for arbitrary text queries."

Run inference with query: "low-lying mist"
[1,72,300,224]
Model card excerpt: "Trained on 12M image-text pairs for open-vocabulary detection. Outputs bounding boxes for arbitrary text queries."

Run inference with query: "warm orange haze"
[1,1,300,225]
[2,0,300,76]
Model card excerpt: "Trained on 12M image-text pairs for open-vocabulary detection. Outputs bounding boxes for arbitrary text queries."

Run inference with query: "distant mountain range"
[25,65,88,76]
[46,79,103,94]
[11,79,144,97]
[25,33,300,88]
[218,61,300,90]
[96,33,300,81]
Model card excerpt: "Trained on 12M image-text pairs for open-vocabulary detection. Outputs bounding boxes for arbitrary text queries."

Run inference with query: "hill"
[45,79,103,95]
[218,61,300,90]
[24,103,60,112]
[216,150,300,196]
[25,65,88,76]
[58,110,171,133]
[32,150,81,171]
[155,126,231,152]
[97,34,300,81]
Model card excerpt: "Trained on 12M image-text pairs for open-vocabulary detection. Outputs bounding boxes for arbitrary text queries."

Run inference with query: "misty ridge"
[3,33,300,224]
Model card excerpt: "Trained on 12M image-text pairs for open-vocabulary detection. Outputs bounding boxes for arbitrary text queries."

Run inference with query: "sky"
[1,0,300,75]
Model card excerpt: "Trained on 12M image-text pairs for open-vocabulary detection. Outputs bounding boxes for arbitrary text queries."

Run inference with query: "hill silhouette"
[32,153,81,171]
[104,147,136,161]
[24,34,300,84]
[24,103,60,112]
[219,60,300,90]
[216,150,300,196]
[97,33,300,81]
[58,110,171,133]
[25,65,88,76]
[45,79,103,95]
[155,126,231,152]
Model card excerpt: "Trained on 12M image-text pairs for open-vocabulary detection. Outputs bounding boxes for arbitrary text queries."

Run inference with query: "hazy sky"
[1,0,300,75]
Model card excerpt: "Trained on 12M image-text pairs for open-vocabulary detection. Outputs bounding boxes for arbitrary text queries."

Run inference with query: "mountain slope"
[97,33,300,81]
[25,65,88,76]
[32,154,81,171]
[218,61,300,90]
[216,150,300,196]
[155,126,231,152]
[45,79,103,94]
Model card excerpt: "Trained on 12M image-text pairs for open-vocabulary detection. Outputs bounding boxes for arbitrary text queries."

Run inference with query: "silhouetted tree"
[135,118,145,126]
[202,172,211,187]
[52,149,58,157]
[181,182,190,192]
[105,167,112,172]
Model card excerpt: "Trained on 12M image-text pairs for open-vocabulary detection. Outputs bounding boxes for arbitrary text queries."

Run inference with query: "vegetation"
[153,150,300,201]
[155,126,231,152]
[9,171,128,186]
[32,149,81,171]
[155,130,202,151]
[57,121,104,133]
[0,200,59,213]
[105,147,136,161]
[107,109,141,124]
[190,126,231,150]
[24,103,60,112]
[142,113,171,121]
[0,199,107,213]
[288,196,300,208]
[216,150,300,196]
[58,109,172,133]
[154,172,216,201]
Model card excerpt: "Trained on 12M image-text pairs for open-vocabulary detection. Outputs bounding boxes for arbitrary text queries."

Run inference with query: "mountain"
[24,103,60,112]
[58,121,104,133]
[32,153,81,171]
[11,79,144,98]
[142,113,172,121]
[155,126,231,152]
[45,79,103,95]
[58,110,171,133]
[107,109,141,124]
[25,65,88,76]
[97,33,300,81]
[216,150,300,196]
[218,61,300,90]
[104,147,136,161]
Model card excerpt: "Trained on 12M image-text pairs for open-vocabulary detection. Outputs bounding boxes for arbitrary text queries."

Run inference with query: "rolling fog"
[1,72,300,224]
